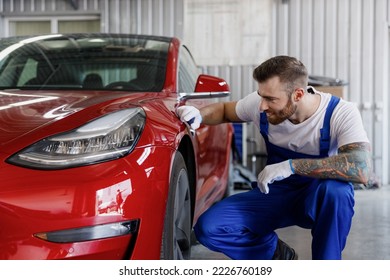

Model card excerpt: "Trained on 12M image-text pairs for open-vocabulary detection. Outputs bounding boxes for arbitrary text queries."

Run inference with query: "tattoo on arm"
[291,142,372,184]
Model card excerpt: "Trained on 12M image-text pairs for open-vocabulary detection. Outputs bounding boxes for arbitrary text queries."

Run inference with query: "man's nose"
[259,99,268,111]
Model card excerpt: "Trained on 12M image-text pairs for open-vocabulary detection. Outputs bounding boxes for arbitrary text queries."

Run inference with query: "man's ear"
[293,88,305,101]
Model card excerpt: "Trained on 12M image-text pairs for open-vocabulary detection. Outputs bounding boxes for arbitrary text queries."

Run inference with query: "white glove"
[257,160,294,194]
[176,105,202,130]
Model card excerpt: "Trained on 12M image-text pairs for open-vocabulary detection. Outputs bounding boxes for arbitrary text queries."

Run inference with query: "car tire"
[160,151,192,259]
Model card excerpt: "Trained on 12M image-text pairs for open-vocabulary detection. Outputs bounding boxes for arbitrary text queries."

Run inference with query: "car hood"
[0,89,162,151]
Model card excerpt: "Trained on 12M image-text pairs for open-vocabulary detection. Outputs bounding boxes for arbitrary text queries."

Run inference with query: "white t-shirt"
[236,90,370,156]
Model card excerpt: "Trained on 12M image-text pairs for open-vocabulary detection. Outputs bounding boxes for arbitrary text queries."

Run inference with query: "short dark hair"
[253,55,308,93]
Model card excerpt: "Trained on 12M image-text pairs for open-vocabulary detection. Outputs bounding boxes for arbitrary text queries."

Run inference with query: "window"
[178,46,200,93]
[18,58,38,86]
[9,21,51,36]
[58,20,101,33]
[6,16,100,37]
[0,34,169,91]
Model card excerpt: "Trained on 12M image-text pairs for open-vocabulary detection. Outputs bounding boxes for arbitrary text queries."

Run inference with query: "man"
[116,189,124,214]
[176,55,371,260]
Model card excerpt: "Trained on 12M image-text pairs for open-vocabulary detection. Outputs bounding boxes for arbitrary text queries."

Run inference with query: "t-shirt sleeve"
[332,101,370,149]
[235,91,261,123]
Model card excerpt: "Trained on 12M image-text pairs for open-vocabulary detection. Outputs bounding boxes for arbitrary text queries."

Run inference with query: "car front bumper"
[0,146,174,260]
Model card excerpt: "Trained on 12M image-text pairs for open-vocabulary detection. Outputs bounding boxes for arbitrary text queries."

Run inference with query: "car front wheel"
[160,151,192,259]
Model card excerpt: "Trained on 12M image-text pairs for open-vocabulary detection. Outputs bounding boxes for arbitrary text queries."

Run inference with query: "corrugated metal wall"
[0,0,388,183]
[100,0,184,37]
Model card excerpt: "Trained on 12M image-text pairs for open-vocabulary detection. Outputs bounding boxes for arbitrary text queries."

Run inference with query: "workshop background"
[0,0,389,186]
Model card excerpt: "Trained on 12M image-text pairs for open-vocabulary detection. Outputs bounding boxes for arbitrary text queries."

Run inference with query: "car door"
[178,46,230,201]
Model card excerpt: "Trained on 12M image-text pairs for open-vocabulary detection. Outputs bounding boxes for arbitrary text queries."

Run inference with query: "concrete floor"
[191,185,390,260]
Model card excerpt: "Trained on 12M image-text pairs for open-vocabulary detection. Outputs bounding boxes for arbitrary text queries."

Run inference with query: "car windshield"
[0,34,169,91]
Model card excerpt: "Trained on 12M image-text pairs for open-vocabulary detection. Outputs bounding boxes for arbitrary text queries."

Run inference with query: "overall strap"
[319,95,340,157]
[260,112,269,141]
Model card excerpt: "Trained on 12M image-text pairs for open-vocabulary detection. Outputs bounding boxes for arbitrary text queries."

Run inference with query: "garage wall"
[0,0,389,184]
[99,0,184,37]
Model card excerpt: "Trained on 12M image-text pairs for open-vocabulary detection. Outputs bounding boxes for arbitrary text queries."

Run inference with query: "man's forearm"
[199,101,240,125]
[291,142,372,184]
[199,103,226,125]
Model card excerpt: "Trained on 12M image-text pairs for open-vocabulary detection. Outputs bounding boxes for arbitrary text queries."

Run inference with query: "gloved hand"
[257,159,295,194]
[176,105,202,130]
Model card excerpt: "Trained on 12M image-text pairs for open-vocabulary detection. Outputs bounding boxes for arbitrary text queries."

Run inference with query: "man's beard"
[266,98,297,125]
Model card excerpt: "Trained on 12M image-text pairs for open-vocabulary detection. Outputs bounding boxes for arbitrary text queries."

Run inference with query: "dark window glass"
[178,46,200,93]
[0,34,169,91]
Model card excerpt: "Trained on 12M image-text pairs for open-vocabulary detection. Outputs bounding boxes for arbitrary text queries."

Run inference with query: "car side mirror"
[178,74,230,100]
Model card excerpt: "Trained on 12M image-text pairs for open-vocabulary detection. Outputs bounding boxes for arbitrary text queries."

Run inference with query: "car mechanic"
[176,55,371,260]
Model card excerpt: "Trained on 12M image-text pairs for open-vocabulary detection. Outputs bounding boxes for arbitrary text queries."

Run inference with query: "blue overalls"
[194,96,355,260]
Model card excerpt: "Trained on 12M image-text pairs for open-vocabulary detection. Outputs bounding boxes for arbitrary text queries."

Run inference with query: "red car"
[0,34,233,259]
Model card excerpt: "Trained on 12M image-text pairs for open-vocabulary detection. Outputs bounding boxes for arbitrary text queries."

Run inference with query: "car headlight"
[7,108,146,170]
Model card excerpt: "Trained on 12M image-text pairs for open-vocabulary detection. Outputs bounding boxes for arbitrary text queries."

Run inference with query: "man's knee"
[317,179,354,206]
[193,215,206,241]
[193,206,220,245]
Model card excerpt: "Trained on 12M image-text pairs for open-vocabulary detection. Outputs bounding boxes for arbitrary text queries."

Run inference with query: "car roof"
[1,33,174,42]
[0,33,176,53]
